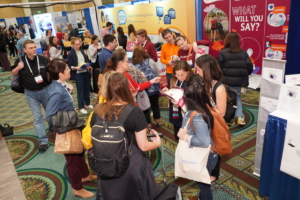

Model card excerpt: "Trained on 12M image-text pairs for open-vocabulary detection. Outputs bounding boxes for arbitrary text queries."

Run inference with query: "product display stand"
[253,58,286,176]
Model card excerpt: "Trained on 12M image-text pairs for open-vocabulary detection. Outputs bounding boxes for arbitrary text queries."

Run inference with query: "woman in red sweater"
[175,35,210,69]
[104,50,161,92]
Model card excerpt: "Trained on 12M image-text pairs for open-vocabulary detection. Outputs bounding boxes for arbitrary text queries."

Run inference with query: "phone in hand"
[147,133,163,138]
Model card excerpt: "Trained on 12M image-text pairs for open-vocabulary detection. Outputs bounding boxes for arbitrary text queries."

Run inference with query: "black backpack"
[88,104,135,179]
[212,81,237,123]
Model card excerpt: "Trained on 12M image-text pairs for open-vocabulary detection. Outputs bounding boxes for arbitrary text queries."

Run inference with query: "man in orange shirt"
[160,29,180,87]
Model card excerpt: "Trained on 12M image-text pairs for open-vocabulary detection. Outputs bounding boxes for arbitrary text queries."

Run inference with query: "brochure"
[80,63,93,68]
[160,87,187,112]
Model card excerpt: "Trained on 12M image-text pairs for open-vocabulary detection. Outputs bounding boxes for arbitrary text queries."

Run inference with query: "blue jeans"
[229,86,244,118]
[196,151,218,200]
[76,72,90,109]
[25,86,53,145]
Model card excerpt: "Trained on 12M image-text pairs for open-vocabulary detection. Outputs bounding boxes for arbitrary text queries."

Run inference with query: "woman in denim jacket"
[177,74,218,200]
[45,59,96,199]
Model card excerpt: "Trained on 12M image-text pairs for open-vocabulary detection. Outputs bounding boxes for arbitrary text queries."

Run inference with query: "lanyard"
[176,79,184,88]
[142,41,147,47]
[186,45,193,61]
[25,56,40,76]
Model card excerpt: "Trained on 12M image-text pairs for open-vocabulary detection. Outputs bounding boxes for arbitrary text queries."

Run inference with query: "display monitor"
[156,6,164,17]
[156,7,164,24]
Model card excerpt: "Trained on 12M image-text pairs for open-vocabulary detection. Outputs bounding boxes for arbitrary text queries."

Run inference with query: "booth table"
[259,111,300,200]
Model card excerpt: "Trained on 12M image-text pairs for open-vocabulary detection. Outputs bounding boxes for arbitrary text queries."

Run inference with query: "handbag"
[0,124,15,137]
[54,129,83,154]
[11,73,24,93]
[132,67,151,111]
[174,117,211,184]
[137,90,151,111]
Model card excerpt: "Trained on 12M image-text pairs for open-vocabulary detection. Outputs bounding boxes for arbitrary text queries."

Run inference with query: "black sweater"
[217,48,253,87]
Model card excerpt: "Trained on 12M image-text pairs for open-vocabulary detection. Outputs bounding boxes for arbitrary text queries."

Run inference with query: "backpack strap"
[212,80,223,103]
[189,111,199,134]
[117,104,136,155]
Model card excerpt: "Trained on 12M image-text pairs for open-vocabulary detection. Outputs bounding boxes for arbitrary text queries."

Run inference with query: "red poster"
[264,1,290,62]
[230,0,266,75]
[201,0,230,58]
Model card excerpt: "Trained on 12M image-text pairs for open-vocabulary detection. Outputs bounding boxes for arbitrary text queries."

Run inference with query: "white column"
[45,0,54,13]
[21,0,31,16]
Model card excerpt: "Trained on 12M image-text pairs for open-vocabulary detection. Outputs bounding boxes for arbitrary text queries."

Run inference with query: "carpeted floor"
[0,69,267,200]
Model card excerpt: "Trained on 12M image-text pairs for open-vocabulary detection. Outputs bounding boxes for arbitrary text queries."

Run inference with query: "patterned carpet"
[0,69,266,200]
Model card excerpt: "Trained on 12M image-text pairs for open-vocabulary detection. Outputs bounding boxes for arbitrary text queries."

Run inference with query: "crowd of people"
[6,21,253,200]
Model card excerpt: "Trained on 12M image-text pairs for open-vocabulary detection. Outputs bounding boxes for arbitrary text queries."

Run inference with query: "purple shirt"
[101,28,110,38]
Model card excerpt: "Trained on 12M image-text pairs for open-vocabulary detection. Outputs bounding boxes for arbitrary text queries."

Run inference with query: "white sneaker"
[79,108,88,114]
[85,105,93,109]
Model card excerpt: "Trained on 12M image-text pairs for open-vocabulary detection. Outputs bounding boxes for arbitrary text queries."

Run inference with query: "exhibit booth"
[1,0,300,199]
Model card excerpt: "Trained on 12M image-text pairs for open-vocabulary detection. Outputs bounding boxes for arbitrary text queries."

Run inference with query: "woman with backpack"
[132,45,162,129]
[91,72,161,199]
[177,74,218,200]
[161,61,193,141]
[216,32,253,125]
[194,54,226,182]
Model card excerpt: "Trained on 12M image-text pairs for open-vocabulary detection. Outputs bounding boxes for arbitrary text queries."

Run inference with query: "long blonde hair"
[100,71,117,99]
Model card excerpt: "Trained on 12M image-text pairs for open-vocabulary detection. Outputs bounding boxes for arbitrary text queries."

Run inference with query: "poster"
[53,16,68,32]
[264,1,290,61]
[201,0,291,75]
[230,1,266,75]
[99,0,191,43]
[33,13,55,38]
[201,0,229,57]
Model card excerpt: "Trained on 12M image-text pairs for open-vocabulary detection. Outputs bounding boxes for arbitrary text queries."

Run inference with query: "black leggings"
[143,94,161,124]
[173,125,180,141]
[211,155,221,179]
[9,45,16,57]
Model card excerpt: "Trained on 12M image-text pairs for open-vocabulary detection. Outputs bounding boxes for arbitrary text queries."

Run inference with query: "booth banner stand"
[254,58,286,177]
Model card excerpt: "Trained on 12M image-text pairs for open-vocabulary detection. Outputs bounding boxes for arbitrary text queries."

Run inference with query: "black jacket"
[217,48,253,87]
[67,48,89,67]
[51,110,85,134]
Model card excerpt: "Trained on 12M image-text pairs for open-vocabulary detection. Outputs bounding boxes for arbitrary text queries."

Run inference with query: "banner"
[201,0,291,75]
[201,1,229,58]
[231,0,266,75]
[99,0,191,43]
[264,1,290,62]
[53,16,68,32]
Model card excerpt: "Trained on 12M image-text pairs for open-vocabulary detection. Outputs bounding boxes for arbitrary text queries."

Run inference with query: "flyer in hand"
[160,87,187,112]
[80,63,93,68]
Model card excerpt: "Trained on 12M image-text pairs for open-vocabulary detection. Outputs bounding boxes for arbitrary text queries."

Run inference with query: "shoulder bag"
[132,67,151,111]
[174,112,211,184]
[11,57,24,93]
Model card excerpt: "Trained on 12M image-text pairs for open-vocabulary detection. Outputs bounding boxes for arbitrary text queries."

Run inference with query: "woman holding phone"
[91,72,161,199]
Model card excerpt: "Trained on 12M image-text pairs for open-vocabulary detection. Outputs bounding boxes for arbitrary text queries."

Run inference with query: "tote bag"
[174,117,211,184]
[54,129,83,154]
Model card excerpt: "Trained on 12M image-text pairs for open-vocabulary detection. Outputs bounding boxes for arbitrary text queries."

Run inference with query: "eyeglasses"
[122,60,130,62]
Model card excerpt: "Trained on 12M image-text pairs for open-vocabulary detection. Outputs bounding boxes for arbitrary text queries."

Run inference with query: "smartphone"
[147,133,163,138]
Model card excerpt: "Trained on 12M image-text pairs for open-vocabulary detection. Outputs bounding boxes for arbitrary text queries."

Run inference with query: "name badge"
[173,105,178,112]
[187,60,193,66]
[34,75,44,84]
[40,65,45,69]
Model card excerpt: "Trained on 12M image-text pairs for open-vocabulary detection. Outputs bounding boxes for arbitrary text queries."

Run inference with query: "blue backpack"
[134,59,160,96]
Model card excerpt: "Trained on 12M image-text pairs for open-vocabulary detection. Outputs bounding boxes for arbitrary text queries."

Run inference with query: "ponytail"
[104,50,126,73]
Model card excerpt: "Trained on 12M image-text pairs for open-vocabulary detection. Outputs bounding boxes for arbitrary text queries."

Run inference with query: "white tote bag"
[174,118,211,184]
